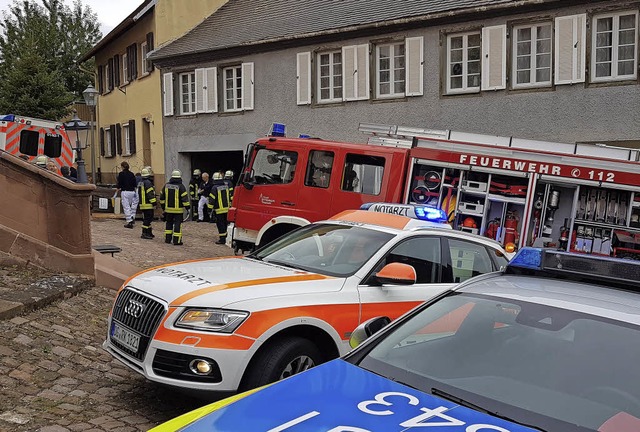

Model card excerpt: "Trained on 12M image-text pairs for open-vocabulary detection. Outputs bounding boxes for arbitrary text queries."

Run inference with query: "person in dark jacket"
[197,172,213,222]
[137,167,157,240]
[60,166,77,182]
[159,170,190,245]
[116,161,139,229]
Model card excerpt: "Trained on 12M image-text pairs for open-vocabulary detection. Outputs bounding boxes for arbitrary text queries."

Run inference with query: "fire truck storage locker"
[406,135,640,259]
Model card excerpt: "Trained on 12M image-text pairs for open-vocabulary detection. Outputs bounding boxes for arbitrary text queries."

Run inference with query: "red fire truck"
[0,114,74,168]
[228,123,640,259]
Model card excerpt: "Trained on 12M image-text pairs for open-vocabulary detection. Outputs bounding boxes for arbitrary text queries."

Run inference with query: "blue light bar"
[508,248,543,270]
[299,134,311,139]
[0,114,15,122]
[360,203,448,223]
[269,123,286,137]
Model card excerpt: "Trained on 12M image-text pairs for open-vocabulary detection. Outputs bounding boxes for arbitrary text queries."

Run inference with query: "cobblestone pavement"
[0,218,238,432]
[91,217,233,268]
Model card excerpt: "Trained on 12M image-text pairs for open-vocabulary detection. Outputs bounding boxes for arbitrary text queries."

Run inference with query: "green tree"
[0,0,101,120]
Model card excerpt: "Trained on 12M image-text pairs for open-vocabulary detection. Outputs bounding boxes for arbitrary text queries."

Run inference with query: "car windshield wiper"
[264,259,310,272]
[431,387,547,432]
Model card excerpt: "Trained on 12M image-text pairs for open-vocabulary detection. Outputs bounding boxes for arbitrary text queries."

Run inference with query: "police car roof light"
[0,114,15,122]
[270,123,286,137]
[360,203,448,223]
[508,247,640,289]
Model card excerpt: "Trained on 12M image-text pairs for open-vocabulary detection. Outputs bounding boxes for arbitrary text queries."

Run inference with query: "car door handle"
[281,201,295,206]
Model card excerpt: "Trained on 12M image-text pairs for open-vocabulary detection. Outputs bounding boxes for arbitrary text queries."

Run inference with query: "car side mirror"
[349,316,391,349]
[242,171,256,190]
[374,263,417,286]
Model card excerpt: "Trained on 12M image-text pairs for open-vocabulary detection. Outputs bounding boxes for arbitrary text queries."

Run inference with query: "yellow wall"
[93,0,228,184]
[155,0,228,45]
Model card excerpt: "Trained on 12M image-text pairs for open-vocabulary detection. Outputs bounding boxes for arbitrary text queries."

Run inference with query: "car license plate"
[111,322,140,352]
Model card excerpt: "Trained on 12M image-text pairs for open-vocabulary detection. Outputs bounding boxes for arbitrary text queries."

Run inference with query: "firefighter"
[138,168,157,240]
[208,172,230,244]
[189,169,202,221]
[34,155,49,169]
[159,170,190,246]
[223,170,235,200]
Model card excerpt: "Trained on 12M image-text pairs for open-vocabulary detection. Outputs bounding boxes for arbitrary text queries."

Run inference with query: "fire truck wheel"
[241,336,322,390]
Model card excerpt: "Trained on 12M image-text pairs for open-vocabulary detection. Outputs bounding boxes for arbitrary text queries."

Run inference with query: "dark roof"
[80,0,155,63]
[150,0,565,64]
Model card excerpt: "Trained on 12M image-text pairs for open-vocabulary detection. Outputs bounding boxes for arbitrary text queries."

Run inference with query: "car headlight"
[175,309,249,333]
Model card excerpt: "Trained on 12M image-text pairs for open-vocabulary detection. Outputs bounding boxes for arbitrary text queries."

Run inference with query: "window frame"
[122,124,131,156]
[140,41,150,77]
[19,130,40,156]
[316,50,343,104]
[122,52,129,85]
[511,22,553,89]
[376,41,406,99]
[104,128,113,158]
[223,65,243,112]
[104,62,111,94]
[446,31,482,95]
[591,10,639,83]
[179,71,197,115]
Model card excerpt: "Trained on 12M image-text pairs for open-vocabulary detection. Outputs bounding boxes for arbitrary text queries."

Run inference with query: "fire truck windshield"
[250,223,394,277]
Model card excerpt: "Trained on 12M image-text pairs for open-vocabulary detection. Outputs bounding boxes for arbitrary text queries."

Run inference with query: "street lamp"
[83,84,99,184]
[64,110,89,184]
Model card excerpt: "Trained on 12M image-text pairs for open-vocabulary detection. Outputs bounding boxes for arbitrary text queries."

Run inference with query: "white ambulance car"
[104,204,510,394]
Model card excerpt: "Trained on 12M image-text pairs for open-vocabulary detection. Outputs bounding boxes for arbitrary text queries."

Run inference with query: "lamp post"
[64,111,89,184]
[83,84,99,184]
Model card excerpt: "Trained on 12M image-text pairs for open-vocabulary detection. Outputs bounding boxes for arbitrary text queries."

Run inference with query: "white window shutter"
[195,68,205,113]
[405,36,424,96]
[481,25,507,91]
[296,52,311,105]
[355,44,370,100]
[342,44,369,101]
[555,14,586,85]
[163,72,173,116]
[241,62,254,111]
[204,67,217,113]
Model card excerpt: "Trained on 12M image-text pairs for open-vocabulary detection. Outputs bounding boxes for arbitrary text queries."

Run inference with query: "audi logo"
[124,299,146,318]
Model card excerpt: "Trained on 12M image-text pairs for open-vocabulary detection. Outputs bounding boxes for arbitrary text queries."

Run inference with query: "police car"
[150,248,640,431]
[104,203,510,394]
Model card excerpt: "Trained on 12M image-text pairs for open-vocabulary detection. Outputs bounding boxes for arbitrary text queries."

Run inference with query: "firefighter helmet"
[212,172,223,180]
[171,170,182,179]
[35,155,49,167]
[141,168,151,178]
[224,170,234,179]
[193,169,201,176]
[462,217,478,229]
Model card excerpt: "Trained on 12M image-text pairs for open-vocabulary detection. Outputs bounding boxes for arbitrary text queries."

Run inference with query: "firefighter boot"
[165,234,172,244]
[148,227,155,238]
[215,237,226,245]
[141,228,153,240]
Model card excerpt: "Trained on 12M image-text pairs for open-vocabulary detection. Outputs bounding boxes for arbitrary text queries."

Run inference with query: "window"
[317,51,342,103]
[305,150,334,188]
[104,62,111,92]
[513,23,552,88]
[122,52,128,85]
[377,42,405,98]
[251,149,297,185]
[592,11,638,82]
[141,42,149,76]
[19,130,39,156]
[342,154,385,195]
[122,124,131,155]
[126,43,138,81]
[446,239,493,283]
[43,134,62,158]
[179,72,196,115]
[105,128,112,157]
[447,32,481,94]
[371,237,442,284]
[223,65,242,112]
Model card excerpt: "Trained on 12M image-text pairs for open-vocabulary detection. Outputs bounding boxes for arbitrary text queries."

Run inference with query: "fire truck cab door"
[243,144,304,220]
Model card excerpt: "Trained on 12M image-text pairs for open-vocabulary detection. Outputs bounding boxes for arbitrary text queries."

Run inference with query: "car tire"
[241,336,322,390]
